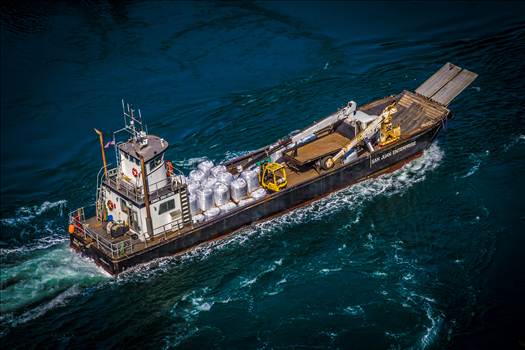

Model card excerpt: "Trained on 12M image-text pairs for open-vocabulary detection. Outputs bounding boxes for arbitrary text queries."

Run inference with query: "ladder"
[96,186,105,221]
[179,186,192,224]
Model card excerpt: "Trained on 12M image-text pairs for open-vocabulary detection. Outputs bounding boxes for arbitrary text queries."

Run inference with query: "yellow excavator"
[322,102,400,169]
[259,161,288,192]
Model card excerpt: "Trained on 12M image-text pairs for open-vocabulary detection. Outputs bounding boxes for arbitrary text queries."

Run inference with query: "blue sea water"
[1,1,524,349]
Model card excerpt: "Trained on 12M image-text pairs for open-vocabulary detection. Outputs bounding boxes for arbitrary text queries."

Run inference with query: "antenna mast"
[121,99,146,140]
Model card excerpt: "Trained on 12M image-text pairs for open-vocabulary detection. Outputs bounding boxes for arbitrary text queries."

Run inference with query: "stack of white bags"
[185,160,266,223]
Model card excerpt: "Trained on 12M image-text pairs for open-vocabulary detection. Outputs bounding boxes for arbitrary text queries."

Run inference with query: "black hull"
[70,122,443,275]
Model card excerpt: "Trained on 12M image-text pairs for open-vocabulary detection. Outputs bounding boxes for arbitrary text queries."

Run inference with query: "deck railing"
[153,217,185,240]
[101,166,185,203]
[69,206,134,258]
[69,206,188,259]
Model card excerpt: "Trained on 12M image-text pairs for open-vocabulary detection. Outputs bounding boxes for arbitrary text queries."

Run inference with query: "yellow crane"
[379,104,401,146]
[322,102,399,169]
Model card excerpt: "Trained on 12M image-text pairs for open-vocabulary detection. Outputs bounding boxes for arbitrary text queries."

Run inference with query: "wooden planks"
[416,63,462,98]
[286,132,350,165]
[391,90,450,135]
[430,69,478,105]
[359,96,396,115]
[398,91,448,119]
[284,166,319,187]
[415,62,478,106]
[397,103,427,132]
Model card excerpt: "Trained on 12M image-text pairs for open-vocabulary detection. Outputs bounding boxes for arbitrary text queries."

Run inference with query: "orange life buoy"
[166,161,174,177]
[132,168,139,177]
[107,200,115,211]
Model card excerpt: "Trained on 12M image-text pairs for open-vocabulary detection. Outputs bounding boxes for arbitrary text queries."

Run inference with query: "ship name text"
[371,141,417,165]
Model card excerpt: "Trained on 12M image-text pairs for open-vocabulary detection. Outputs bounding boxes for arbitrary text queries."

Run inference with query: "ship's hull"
[70,122,443,275]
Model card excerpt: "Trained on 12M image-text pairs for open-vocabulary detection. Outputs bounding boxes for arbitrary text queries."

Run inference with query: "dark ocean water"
[1,1,525,349]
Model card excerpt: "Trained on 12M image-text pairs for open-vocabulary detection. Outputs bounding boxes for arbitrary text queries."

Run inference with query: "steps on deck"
[179,186,192,224]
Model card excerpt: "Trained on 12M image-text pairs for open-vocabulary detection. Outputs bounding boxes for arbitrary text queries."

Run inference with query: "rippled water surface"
[1,2,525,349]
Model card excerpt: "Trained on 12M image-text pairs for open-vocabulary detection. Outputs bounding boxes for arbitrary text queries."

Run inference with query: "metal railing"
[69,206,188,259]
[101,166,185,203]
[69,206,134,258]
[153,217,185,240]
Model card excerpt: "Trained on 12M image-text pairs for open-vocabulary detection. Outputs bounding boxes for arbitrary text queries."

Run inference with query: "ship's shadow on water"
[1,1,525,349]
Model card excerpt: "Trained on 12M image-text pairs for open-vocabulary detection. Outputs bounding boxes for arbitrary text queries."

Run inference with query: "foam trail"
[418,303,443,349]
[0,234,67,257]
[503,134,525,152]
[5,285,82,327]
[1,200,67,226]
[171,150,251,170]
[344,305,365,316]
[0,200,70,258]
[461,150,489,178]
[0,198,111,321]
[223,149,251,162]
[0,244,108,326]
[170,287,214,322]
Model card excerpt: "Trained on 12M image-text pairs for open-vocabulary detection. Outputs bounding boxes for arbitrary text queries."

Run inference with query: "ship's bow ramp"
[415,62,478,105]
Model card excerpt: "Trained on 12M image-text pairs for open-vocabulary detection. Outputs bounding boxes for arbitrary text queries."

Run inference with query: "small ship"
[68,63,477,275]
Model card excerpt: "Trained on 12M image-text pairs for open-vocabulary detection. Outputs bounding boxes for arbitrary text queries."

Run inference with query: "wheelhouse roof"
[118,135,168,162]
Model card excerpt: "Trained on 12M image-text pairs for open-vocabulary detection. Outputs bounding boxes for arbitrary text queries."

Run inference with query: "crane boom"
[323,103,398,169]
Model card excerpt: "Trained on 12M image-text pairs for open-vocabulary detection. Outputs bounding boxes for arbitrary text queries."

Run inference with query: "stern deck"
[76,215,192,260]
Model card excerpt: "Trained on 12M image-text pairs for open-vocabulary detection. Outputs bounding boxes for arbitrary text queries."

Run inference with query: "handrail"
[101,167,185,203]
[69,206,186,258]
[69,205,132,258]
[153,217,184,236]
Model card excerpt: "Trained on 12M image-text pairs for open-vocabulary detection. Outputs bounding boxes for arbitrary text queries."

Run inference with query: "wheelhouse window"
[158,199,175,215]
[123,152,139,165]
[149,155,163,171]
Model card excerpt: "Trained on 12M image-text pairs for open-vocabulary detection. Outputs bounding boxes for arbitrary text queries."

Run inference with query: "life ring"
[107,200,115,211]
[166,161,174,177]
[132,168,139,177]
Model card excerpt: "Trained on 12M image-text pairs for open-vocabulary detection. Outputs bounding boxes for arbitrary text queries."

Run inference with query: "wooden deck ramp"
[416,63,478,106]
[397,90,449,130]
